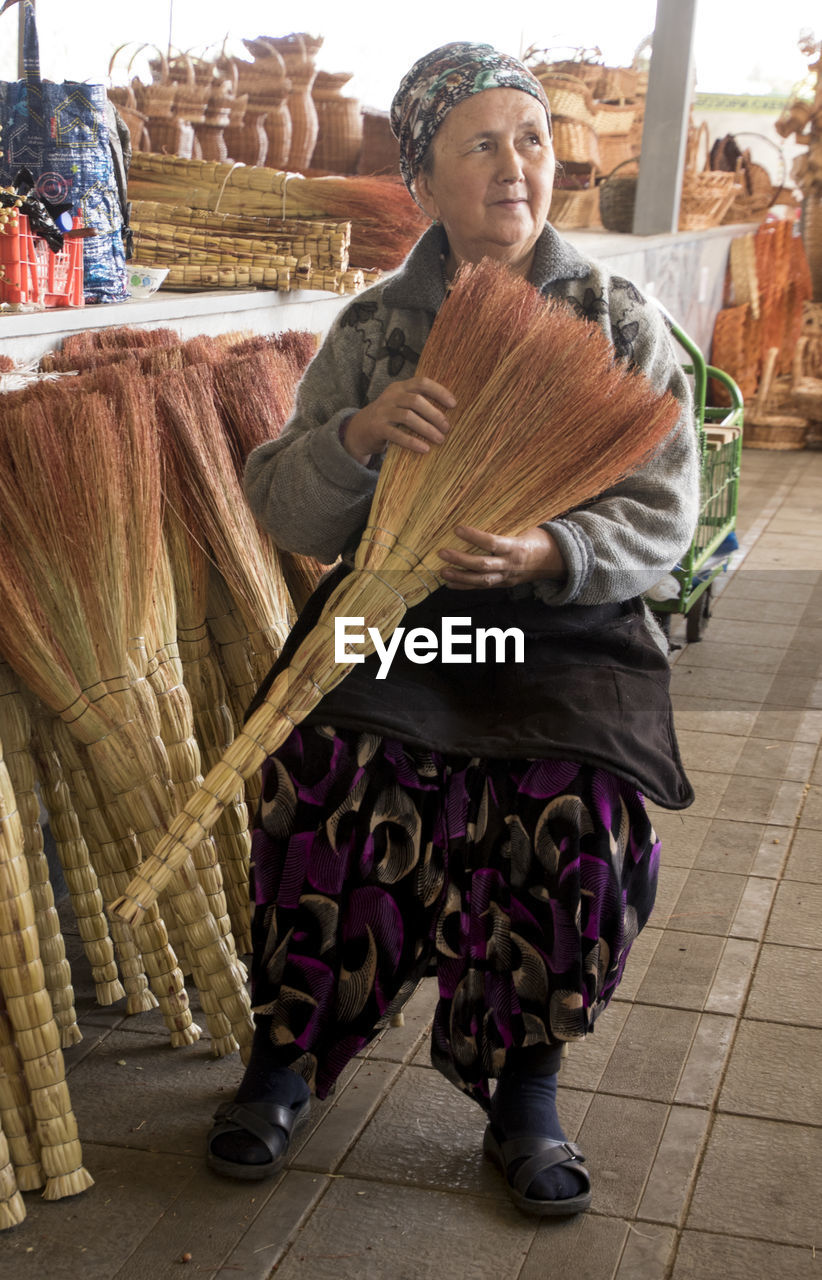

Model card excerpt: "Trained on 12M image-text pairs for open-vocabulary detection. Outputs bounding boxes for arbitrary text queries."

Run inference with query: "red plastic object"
[0,213,84,307]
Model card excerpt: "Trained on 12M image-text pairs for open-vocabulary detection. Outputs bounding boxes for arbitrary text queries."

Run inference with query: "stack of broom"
[127,151,430,289]
[0,324,319,1228]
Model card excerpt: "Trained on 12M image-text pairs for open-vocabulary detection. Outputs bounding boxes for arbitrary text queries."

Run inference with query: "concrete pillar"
[633,0,699,234]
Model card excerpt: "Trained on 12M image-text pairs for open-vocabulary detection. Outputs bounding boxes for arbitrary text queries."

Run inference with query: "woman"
[208,42,699,1217]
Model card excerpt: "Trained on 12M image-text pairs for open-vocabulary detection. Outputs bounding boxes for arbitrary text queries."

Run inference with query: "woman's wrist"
[338,412,372,465]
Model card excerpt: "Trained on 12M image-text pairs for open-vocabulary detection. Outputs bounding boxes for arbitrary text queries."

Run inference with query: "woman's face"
[414,88,555,276]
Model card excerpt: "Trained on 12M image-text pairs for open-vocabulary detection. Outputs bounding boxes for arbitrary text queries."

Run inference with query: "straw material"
[550,170,599,229]
[127,152,430,272]
[39,326,180,374]
[0,735,94,1201]
[145,547,250,1044]
[112,258,682,922]
[163,478,254,956]
[48,718,156,1016]
[551,119,601,167]
[531,70,596,126]
[130,201,351,271]
[0,1000,41,1192]
[730,233,760,318]
[156,364,293,669]
[0,377,200,1045]
[28,711,125,1007]
[0,1113,25,1230]
[679,169,740,231]
[0,664,80,1048]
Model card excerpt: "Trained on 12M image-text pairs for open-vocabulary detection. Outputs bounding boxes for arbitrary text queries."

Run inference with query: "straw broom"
[146,542,236,959]
[164,499,255,956]
[211,335,326,610]
[0,1111,25,1231]
[0,1001,41,1192]
[28,712,126,1008]
[0,663,80,1048]
[157,362,294,743]
[0,733,94,1200]
[112,258,684,922]
[144,544,251,1054]
[0,380,197,1045]
[48,718,156,1016]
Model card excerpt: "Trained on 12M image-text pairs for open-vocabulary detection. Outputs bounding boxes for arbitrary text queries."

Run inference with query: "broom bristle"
[40,326,180,372]
[156,364,293,645]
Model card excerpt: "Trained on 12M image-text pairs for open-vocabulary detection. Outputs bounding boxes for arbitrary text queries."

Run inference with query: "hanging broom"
[112,257,684,923]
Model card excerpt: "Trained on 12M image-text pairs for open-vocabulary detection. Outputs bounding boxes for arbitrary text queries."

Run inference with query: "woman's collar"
[381,222,591,313]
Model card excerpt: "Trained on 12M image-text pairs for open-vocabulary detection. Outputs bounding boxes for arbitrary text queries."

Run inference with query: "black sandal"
[483,1125,592,1217]
[206,1096,310,1181]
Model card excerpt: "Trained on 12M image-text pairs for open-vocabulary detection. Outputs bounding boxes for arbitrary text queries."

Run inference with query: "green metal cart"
[647,315,744,643]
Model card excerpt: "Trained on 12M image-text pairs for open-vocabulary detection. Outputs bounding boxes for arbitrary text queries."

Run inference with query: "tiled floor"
[2,448,821,1279]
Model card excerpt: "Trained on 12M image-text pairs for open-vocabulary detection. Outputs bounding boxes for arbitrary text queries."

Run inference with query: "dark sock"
[210,1021,309,1166]
[490,1052,585,1202]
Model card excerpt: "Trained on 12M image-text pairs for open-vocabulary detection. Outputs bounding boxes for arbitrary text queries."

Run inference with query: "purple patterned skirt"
[249,725,660,1109]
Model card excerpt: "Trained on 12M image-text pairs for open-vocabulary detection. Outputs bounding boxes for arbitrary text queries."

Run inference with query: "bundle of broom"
[112,257,684,923]
[211,331,326,610]
[127,153,430,271]
[0,375,252,1054]
[39,326,180,373]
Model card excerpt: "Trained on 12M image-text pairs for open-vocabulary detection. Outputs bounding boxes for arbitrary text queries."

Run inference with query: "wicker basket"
[679,170,740,231]
[145,116,196,159]
[532,70,595,125]
[552,119,601,168]
[597,134,638,176]
[744,346,808,448]
[595,66,641,102]
[525,47,603,92]
[744,419,809,449]
[598,160,639,233]
[224,111,269,167]
[261,35,321,171]
[357,108,400,176]
[550,168,599,229]
[312,73,362,174]
[592,102,637,136]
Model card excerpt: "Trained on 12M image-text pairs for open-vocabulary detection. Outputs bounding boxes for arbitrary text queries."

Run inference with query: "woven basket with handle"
[598,159,639,233]
[550,166,599,229]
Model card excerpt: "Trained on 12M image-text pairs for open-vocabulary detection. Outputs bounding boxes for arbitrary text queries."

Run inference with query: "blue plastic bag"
[0,0,128,302]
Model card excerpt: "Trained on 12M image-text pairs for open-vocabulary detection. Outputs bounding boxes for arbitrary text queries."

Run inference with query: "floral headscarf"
[390,42,552,194]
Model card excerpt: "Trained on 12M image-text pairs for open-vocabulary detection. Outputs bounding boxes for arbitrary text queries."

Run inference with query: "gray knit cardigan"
[245,223,700,607]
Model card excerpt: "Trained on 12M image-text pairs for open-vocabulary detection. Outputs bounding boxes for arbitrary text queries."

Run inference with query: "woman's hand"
[438,524,566,590]
[341,376,456,465]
